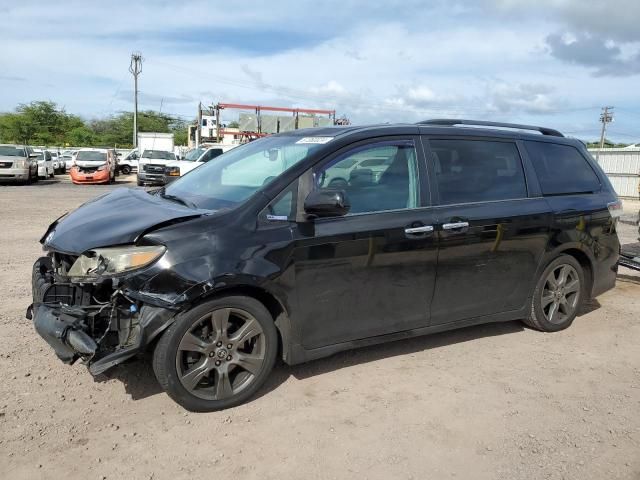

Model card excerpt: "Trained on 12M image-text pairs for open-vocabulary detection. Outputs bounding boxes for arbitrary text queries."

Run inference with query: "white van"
[163,145,237,184]
[118,149,139,174]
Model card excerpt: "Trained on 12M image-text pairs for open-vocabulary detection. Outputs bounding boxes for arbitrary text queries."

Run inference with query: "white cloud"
[0,0,638,141]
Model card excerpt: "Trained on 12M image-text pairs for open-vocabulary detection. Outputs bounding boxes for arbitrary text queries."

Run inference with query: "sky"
[1,0,640,142]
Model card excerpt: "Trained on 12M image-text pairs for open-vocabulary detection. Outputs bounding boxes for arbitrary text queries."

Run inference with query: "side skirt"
[286,308,527,366]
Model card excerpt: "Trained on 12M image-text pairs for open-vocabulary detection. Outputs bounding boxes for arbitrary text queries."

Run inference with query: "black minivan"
[29,120,622,411]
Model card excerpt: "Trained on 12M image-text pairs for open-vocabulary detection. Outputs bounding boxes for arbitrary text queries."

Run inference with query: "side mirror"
[304,189,350,218]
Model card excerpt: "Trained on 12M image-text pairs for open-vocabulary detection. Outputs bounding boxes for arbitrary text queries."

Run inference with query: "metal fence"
[588,148,640,198]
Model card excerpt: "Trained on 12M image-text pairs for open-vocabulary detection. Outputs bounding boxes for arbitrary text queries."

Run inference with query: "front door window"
[314,140,420,214]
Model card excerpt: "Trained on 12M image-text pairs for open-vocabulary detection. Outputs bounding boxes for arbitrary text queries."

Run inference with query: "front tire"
[121,165,131,175]
[524,254,585,332]
[153,296,278,412]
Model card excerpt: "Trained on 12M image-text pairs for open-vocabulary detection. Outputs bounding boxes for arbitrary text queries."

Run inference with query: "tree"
[66,126,97,146]
[0,112,38,144]
[0,100,190,148]
[0,101,85,145]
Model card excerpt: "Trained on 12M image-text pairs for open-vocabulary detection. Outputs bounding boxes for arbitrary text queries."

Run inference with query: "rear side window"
[524,141,600,195]
[429,139,527,205]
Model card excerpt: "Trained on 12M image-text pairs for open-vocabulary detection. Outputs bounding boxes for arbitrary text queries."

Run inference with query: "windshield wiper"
[158,188,198,209]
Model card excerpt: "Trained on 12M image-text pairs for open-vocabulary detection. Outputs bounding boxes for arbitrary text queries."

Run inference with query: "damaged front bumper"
[28,256,175,375]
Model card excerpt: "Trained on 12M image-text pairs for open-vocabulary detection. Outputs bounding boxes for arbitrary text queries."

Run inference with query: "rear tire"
[153,296,278,412]
[122,165,131,175]
[524,254,585,332]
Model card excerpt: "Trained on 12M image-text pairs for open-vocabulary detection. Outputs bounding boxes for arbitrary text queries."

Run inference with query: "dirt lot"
[1,177,639,480]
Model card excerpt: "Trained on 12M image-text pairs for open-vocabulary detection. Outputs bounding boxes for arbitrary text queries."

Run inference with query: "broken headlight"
[68,245,166,278]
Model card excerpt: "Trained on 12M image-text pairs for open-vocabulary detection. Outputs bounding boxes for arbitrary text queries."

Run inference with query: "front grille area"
[0,161,13,168]
[143,164,165,174]
[78,166,99,174]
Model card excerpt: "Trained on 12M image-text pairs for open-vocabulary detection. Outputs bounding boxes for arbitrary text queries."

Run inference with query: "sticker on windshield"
[295,137,334,144]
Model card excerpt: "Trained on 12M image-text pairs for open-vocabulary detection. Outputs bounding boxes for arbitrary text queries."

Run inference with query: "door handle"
[404,225,434,234]
[442,221,469,230]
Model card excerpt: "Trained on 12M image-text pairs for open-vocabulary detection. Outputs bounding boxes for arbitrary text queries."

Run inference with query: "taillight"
[607,199,623,219]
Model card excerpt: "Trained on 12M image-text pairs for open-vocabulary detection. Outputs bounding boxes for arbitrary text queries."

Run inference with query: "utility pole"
[597,106,614,161]
[129,52,143,148]
[196,102,201,148]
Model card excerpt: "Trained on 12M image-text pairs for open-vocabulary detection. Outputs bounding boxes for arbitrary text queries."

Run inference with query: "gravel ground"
[0,176,639,480]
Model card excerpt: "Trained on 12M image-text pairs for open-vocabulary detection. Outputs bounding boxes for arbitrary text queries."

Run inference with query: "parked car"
[118,149,139,175]
[69,148,117,184]
[59,152,75,171]
[48,150,65,175]
[163,145,236,184]
[137,149,177,186]
[0,144,39,184]
[33,149,54,178]
[29,119,621,411]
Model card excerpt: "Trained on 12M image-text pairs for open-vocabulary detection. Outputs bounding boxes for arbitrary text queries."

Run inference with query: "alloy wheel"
[175,307,266,400]
[540,264,580,324]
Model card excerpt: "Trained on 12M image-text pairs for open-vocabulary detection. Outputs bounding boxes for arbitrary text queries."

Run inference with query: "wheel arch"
[194,284,293,363]
[540,244,595,297]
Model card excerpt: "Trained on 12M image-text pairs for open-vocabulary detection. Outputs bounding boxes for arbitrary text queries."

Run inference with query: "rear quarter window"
[524,141,600,195]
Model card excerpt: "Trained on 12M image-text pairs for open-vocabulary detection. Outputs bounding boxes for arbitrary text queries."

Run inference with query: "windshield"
[77,151,107,162]
[0,146,26,157]
[142,150,176,160]
[184,148,206,162]
[165,135,326,210]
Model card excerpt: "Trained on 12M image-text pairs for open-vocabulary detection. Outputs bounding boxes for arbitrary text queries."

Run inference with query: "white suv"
[33,149,55,178]
[163,145,236,184]
[0,144,39,184]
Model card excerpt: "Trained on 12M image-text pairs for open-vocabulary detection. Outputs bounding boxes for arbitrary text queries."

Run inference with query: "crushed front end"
[28,253,175,375]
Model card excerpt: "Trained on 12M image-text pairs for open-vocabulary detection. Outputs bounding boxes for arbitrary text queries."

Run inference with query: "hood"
[43,187,209,254]
[75,161,106,168]
[165,160,184,168]
[0,155,25,162]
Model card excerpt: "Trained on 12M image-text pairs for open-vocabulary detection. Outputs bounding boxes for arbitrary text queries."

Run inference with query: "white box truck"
[137,132,174,155]
[136,132,176,186]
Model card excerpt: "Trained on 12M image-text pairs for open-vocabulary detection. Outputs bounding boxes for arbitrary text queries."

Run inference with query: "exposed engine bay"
[28,254,173,375]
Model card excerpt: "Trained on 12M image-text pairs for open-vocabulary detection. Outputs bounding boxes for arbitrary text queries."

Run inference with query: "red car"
[70,148,116,184]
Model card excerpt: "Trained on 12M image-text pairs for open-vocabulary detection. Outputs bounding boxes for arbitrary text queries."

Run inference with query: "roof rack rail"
[417,119,564,137]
